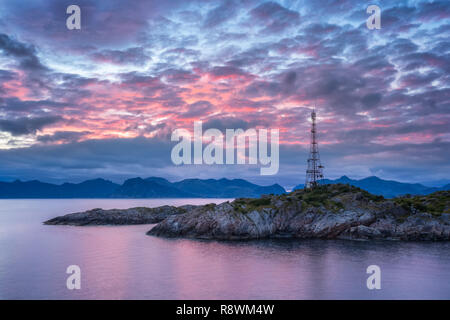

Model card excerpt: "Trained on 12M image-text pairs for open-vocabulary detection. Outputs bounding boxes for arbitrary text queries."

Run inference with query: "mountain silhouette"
[294,175,448,198]
[2,175,448,199]
[0,177,285,198]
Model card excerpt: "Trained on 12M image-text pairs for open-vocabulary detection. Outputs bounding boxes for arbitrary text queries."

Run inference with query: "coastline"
[45,184,450,241]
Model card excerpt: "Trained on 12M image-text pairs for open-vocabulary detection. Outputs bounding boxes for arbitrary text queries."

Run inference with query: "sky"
[0,0,449,188]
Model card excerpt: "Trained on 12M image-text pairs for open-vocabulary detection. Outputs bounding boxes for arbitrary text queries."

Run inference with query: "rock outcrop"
[44,205,196,226]
[147,185,450,241]
[44,184,450,240]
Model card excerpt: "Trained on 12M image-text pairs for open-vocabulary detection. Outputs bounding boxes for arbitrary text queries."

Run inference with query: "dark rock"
[44,205,196,226]
[147,185,450,241]
[45,184,450,241]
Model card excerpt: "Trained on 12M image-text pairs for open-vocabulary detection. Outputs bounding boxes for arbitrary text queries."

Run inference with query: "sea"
[0,199,449,299]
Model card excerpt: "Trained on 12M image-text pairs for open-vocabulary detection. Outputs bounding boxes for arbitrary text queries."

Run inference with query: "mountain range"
[0,177,286,199]
[0,175,449,199]
[294,176,450,198]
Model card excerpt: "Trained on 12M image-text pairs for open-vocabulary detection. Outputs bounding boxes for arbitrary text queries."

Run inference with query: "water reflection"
[0,199,449,299]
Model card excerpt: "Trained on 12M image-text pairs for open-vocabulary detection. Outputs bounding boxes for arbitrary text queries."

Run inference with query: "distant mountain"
[3,175,447,199]
[144,177,173,187]
[421,179,450,188]
[173,178,285,198]
[294,176,448,198]
[0,180,61,198]
[59,178,120,198]
[112,177,195,198]
[0,178,119,198]
[0,177,286,199]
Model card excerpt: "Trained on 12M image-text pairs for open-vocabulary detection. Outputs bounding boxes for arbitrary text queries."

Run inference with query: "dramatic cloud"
[0,33,47,71]
[37,130,92,143]
[0,0,448,187]
[249,1,300,33]
[0,115,62,135]
[90,47,150,65]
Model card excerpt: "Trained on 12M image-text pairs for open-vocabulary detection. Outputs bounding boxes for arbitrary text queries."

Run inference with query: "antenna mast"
[305,105,324,188]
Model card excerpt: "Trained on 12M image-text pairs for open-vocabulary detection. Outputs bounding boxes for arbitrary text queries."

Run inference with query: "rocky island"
[45,184,450,241]
[44,205,196,225]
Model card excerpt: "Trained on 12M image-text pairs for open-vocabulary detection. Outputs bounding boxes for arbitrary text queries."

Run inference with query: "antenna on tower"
[305,104,324,189]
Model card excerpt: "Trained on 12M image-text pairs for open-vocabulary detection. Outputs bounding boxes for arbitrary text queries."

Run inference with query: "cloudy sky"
[0,0,449,188]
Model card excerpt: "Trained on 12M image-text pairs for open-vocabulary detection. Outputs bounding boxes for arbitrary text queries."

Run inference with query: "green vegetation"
[289,184,384,212]
[204,203,217,209]
[295,185,342,211]
[198,203,217,214]
[229,184,448,217]
[248,197,271,207]
[294,184,383,200]
[394,191,450,216]
[232,197,274,214]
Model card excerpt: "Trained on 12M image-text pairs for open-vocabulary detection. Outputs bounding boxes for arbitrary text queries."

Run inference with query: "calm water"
[0,199,449,300]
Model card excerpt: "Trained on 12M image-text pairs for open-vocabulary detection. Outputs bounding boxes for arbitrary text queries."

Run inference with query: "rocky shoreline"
[45,185,450,241]
[44,205,196,226]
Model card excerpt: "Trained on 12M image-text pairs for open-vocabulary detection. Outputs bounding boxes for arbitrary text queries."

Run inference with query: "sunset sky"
[0,0,449,188]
